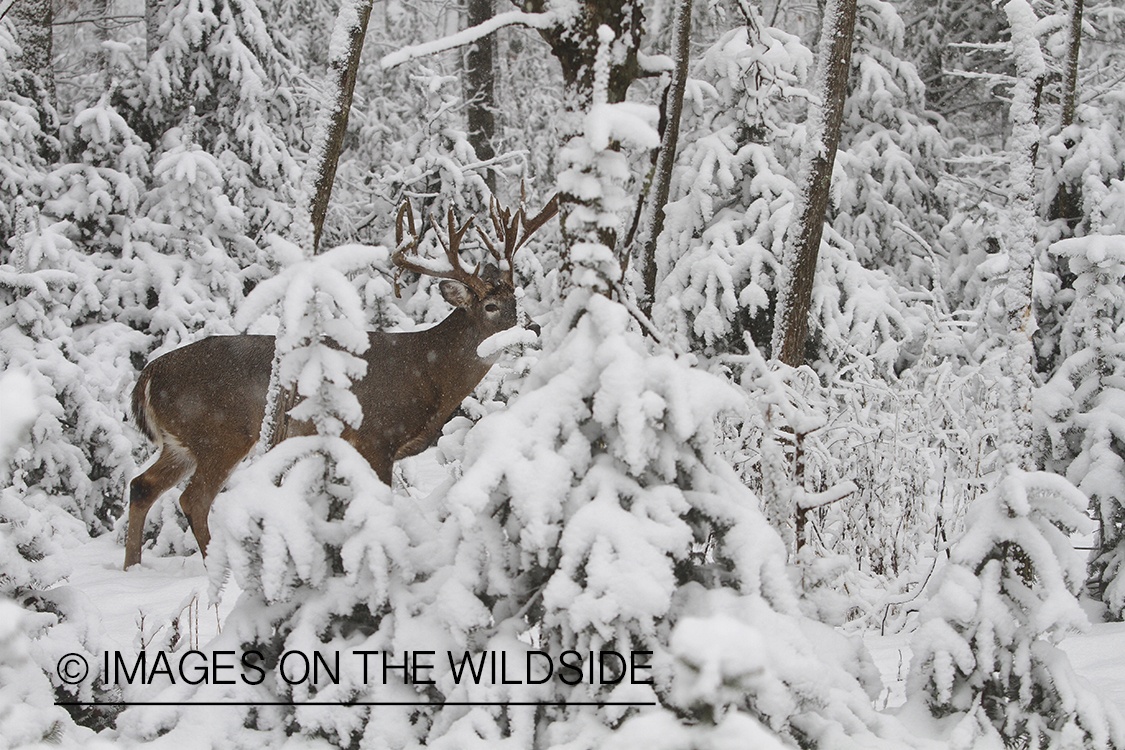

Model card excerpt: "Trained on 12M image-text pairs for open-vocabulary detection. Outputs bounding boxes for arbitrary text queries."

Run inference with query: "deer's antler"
[475,190,559,288]
[393,201,489,298]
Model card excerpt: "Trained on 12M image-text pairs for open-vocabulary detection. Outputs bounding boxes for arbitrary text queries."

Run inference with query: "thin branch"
[381,9,559,69]
[1080,68,1125,105]
[52,14,143,26]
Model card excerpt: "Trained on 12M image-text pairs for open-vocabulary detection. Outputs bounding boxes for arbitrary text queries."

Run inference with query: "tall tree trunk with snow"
[1000,0,1043,473]
[308,0,375,255]
[636,0,691,317]
[465,0,496,193]
[264,0,374,452]
[770,0,857,366]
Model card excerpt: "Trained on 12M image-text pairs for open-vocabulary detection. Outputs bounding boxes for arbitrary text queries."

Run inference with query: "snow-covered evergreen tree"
[834,0,950,286]
[131,123,253,348]
[651,12,811,354]
[133,0,303,243]
[1040,234,1125,619]
[907,469,1124,748]
[650,9,920,374]
[0,20,57,245]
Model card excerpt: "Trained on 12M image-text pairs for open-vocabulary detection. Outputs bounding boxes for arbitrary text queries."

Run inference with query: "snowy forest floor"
[57,451,1125,735]
[863,608,1125,715]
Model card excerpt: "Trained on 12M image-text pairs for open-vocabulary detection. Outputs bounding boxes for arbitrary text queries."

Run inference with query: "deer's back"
[136,332,462,460]
[137,335,276,455]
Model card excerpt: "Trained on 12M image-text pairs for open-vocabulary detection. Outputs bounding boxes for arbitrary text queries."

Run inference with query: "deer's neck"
[421,309,496,398]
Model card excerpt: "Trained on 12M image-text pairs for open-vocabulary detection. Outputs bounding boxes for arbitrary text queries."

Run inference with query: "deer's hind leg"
[177,444,253,559]
[125,440,193,569]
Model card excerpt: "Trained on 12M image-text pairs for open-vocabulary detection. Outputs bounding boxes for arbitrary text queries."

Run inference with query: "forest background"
[2,0,1125,747]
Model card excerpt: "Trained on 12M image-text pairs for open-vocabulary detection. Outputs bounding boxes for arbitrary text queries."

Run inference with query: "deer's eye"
[485,303,500,313]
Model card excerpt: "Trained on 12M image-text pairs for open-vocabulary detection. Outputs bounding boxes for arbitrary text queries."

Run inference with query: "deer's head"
[393,194,558,342]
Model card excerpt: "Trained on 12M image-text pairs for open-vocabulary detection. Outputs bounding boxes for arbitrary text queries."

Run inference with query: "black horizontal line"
[56,701,656,707]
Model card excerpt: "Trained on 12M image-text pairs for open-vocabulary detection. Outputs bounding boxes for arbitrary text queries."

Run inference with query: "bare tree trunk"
[515,0,643,108]
[9,0,55,108]
[264,0,374,451]
[1059,0,1082,127]
[637,0,692,317]
[770,0,857,366]
[308,0,375,254]
[465,0,496,193]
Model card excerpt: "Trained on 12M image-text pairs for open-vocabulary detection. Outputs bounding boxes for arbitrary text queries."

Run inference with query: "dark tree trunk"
[770,0,858,366]
[309,0,375,254]
[265,0,374,450]
[515,0,643,107]
[637,0,692,317]
[465,0,496,193]
[1059,0,1083,128]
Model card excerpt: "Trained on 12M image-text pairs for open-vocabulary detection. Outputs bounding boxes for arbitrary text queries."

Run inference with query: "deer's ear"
[439,280,475,308]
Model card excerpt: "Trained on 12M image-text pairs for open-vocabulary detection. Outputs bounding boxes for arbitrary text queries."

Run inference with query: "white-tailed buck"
[124,195,557,569]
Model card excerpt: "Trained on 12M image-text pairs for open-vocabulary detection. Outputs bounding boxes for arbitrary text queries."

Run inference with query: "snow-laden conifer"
[1040,234,1125,618]
[907,469,1125,748]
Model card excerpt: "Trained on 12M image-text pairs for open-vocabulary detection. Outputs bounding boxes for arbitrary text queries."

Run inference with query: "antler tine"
[395,200,417,252]
[393,201,489,297]
[511,193,559,256]
[392,201,419,298]
[523,193,560,237]
[478,192,559,287]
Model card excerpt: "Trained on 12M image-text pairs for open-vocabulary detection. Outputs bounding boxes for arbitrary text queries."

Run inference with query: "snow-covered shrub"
[606,591,924,750]
[0,20,57,245]
[1039,234,1125,618]
[135,0,303,240]
[819,314,990,586]
[907,468,1125,748]
[0,313,120,734]
[834,0,950,286]
[1,203,141,534]
[0,600,73,748]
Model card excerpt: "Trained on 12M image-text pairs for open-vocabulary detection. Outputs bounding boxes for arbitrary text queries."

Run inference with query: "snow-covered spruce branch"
[380,9,560,69]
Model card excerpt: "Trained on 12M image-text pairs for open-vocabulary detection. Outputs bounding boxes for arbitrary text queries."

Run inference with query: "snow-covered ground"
[1060,616,1125,716]
[59,518,1125,740]
[63,534,239,657]
[865,619,1125,717]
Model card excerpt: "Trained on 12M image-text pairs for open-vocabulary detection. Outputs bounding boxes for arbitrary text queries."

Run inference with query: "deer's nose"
[526,319,541,336]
